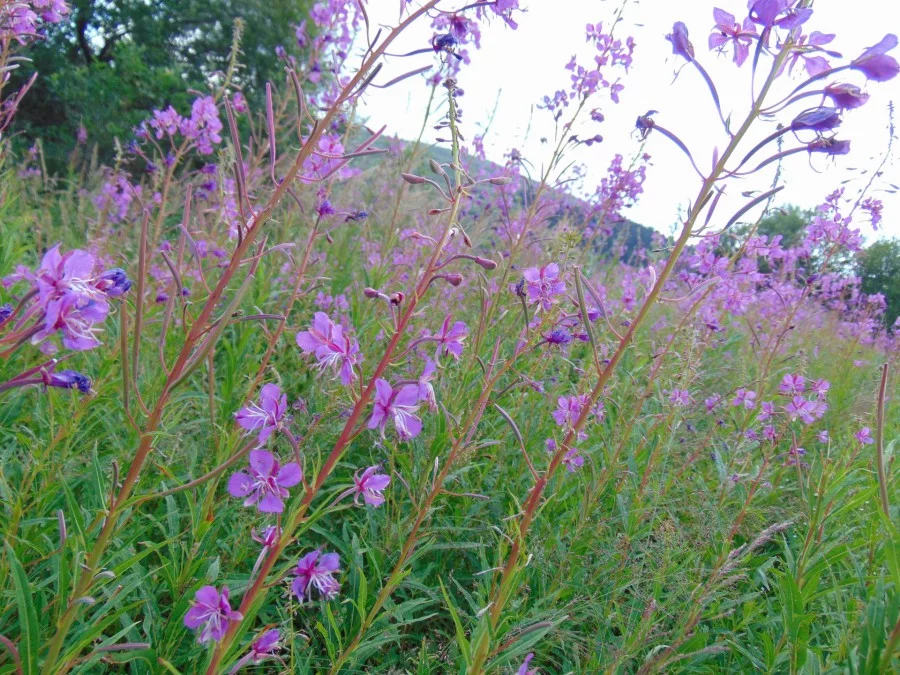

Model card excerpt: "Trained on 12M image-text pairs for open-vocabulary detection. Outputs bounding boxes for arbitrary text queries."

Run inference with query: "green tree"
[11,0,311,171]
[857,238,900,328]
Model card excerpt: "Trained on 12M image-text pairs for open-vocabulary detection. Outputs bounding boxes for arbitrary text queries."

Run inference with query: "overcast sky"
[358,0,899,240]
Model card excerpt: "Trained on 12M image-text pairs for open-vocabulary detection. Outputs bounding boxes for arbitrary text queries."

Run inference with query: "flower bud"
[665,21,694,61]
[429,158,445,175]
[444,274,463,286]
[474,257,498,270]
[400,173,426,184]
[488,176,512,185]
[47,370,92,394]
[389,292,405,305]
[791,107,842,133]
[364,287,380,299]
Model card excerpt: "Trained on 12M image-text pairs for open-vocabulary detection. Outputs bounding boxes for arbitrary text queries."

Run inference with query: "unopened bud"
[489,176,512,185]
[400,173,426,184]
[389,292,405,305]
[364,287,380,299]
[429,158,444,175]
[428,208,446,216]
[462,231,473,247]
[474,257,498,270]
[444,274,463,286]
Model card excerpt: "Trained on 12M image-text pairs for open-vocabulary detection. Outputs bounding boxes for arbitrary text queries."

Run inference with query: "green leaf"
[5,543,40,674]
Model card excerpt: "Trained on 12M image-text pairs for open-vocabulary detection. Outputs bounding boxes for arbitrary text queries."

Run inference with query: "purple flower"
[668,389,692,406]
[757,400,775,422]
[235,383,287,444]
[545,328,573,346]
[552,394,590,441]
[183,586,242,644]
[433,315,468,360]
[779,374,805,396]
[368,379,422,440]
[851,34,899,82]
[732,388,757,409]
[705,394,722,412]
[786,31,835,77]
[517,652,538,675]
[563,447,585,472]
[666,21,694,61]
[791,107,842,133]
[252,525,281,548]
[291,550,341,602]
[809,378,830,398]
[227,450,303,514]
[296,312,361,386]
[807,137,851,156]
[816,430,830,443]
[522,263,566,311]
[350,466,391,507]
[417,358,438,411]
[748,0,812,31]
[709,8,757,66]
[821,83,865,109]
[784,395,816,424]
[47,369,92,394]
[854,427,874,444]
[249,629,280,662]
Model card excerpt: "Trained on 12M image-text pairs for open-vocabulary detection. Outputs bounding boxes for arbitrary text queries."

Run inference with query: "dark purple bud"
[364,287,380,299]
[824,83,869,110]
[400,173,426,184]
[181,286,191,297]
[96,268,133,297]
[474,257,498,270]
[444,273,463,286]
[0,303,13,325]
[316,199,335,216]
[666,21,694,60]
[156,292,169,304]
[851,34,899,82]
[790,107,842,132]
[145,162,158,175]
[807,137,851,155]
[514,279,527,298]
[48,370,92,394]
[432,33,459,54]
[345,209,368,222]
[389,292,405,305]
[545,328,573,346]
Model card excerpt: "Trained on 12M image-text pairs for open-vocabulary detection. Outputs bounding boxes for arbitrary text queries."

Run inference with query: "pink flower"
[291,550,341,602]
[296,312,361,386]
[779,374,806,396]
[854,427,874,444]
[227,450,303,513]
[523,263,566,311]
[517,653,538,675]
[757,401,775,422]
[368,379,422,440]
[249,629,280,662]
[183,586,242,643]
[563,447,584,472]
[668,389,692,406]
[235,383,287,444]
[851,34,899,82]
[552,394,590,441]
[348,466,391,507]
[708,8,756,66]
[433,315,468,360]
[417,358,438,411]
[784,396,816,424]
[731,388,757,409]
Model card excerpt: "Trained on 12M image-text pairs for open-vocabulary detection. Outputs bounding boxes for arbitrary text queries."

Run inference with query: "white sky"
[358,0,899,240]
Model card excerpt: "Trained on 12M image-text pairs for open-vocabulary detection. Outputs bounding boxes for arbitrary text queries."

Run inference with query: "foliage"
[858,238,900,328]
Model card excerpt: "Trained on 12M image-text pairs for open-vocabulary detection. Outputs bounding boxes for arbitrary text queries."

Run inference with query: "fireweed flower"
[709,8,757,66]
[522,263,566,311]
[368,379,422,440]
[183,586,242,644]
[732,388,757,409]
[790,107,842,133]
[296,312,361,386]
[47,370,92,394]
[748,0,812,32]
[517,653,538,675]
[854,427,874,444]
[786,30,836,77]
[779,373,806,395]
[433,315,468,360]
[417,358,438,411]
[668,389,692,406]
[249,629,281,662]
[544,328,574,347]
[757,400,776,422]
[784,395,817,424]
[824,82,870,110]
[563,447,585,472]
[227,450,303,514]
[235,383,287,444]
[343,466,391,507]
[851,34,899,82]
[666,21,694,60]
[291,550,341,602]
[552,394,591,441]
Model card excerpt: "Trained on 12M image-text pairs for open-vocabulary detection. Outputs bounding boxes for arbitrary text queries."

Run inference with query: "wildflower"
[545,328,573,346]
[666,21,694,61]
[732,388,757,409]
[183,586,242,644]
[232,91,248,114]
[235,383,287,444]
[296,312,361,386]
[47,370,92,394]
[708,8,756,66]
[0,303,13,325]
[784,395,816,424]
[252,525,281,548]
[347,466,391,507]
[779,374,805,395]
[705,394,722,412]
[517,652,538,675]
[227,450,303,514]
[824,83,869,110]
[791,107,841,133]
[851,34,899,82]
[786,30,835,77]
[291,550,341,602]
[816,430,829,443]
[433,315,468,360]
[854,427,874,444]
[417,358,438,411]
[757,400,775,422]
[368,379,422,440]
[809,378,830,398]
[249,629,280,662]
[552,394,590,441]
[748,0,812,32]
[807,137,851,156]
[522,263,566,311]
[563,447,585,472]
[668,389,692,406]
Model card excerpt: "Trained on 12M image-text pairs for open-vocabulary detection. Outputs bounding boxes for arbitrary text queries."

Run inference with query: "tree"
[11,0,311,171]
[857,238,900,328]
